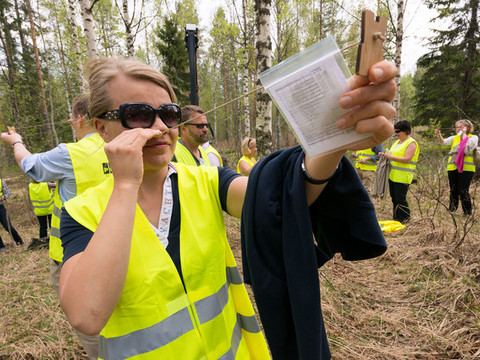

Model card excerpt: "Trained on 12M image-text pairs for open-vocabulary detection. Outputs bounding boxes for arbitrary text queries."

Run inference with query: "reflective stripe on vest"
[49,133,111,262]
[174,142,211,166]
[388,137,420,184]
[29,183,54,216]
[355,148,378,171]
[65,164,269,359]
[237,156,257,174]
[99,267,260,360]
[447,134,476,172]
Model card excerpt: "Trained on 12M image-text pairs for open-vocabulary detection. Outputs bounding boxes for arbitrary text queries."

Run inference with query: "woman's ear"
[94,118,110,142]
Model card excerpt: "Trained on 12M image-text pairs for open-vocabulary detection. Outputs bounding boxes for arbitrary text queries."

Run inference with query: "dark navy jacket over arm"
[241,146,387,360]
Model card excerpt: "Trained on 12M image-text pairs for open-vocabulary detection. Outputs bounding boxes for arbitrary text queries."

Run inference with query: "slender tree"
[79,0,98,58]
[68,0,87,90]
[255,0,273,155]
[26,0,53,147]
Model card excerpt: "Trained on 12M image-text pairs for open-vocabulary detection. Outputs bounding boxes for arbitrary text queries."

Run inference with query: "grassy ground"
[1,158,479,359]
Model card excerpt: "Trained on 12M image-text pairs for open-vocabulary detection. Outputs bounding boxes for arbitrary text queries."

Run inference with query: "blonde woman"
[435,120,478,215]
[237,137,257,176]
[58,57,398,359]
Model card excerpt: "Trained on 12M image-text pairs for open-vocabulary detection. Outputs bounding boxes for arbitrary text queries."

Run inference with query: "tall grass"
[0,132,479,359]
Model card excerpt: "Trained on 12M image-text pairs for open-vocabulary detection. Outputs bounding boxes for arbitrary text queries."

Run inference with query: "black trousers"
[37,214,52,238]
[389,180,410,224]
[448,170,474,215]
[0,204,23,247]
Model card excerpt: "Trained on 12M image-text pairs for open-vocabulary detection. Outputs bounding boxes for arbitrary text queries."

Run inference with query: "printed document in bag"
[259,37,372,158]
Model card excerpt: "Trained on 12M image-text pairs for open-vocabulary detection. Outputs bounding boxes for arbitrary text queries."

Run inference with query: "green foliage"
[155,15,190,105]
[413,0,480,129]
[94,0,124,57]
[399,73,415,123]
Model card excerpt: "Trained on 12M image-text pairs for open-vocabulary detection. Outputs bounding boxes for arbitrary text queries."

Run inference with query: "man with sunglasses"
[172,105,212,166]
[0,93,109,360]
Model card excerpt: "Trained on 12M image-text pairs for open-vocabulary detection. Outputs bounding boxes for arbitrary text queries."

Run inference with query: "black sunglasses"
[394,129,401,133]
[98,103,182,129]
[184,123,210,130]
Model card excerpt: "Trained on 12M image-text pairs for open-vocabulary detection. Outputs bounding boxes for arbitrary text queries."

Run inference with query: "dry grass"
[1,166,479,359]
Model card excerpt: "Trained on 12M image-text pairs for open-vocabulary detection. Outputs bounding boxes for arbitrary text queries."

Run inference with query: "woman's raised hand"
[338,60,398,151]
[104,128,161,187]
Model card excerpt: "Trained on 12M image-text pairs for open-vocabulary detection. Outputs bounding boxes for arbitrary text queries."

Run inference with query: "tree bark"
[79,0,98,59]
[393,0,404,121]
[122,0,135,57]
[26,0,53,147]
[254,0,273,155]
[242,0,251,136]
[68,0,87,90]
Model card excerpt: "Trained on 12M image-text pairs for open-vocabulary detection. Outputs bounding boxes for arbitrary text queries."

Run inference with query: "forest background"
[1,0,479,158]
[1,0,480,359]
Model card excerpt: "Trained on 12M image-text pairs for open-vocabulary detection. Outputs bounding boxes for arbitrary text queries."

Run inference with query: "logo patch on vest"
[103,163,112,174]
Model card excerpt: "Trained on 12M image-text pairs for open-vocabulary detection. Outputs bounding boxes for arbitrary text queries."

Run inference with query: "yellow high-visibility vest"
[204,144,223,166]
[355,148,378,171]
[447,134,476,172]
[237,156,257,175]
[64,164,270,359]
[29,182,54,216]
[49,133,111,262]
[174,142,211,166]
[389,137,420,184]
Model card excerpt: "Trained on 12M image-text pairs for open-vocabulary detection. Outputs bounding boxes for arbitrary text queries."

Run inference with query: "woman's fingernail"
[337,118,346,129]
[339,96,351,108]
[373,68,384,79]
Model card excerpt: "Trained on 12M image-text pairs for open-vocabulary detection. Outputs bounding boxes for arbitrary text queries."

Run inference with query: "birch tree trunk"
[254,0,273,155]
[393,0,404,121]
[122,0,135,57]
[26,0,54,147]
[68,0,87,90]
[242,0,251,136]
[79,0,98,59]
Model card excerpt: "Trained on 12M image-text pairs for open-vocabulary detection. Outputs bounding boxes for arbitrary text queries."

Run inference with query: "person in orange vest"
[435,120,478,215]
[57,57,398,359]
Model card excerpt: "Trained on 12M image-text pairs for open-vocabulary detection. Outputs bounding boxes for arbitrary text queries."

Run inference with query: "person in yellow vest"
[434,120,478,215]
[0,93,109,359]
[351,144,383,192]
[201,141,224,166]
[172,105,211,166]
[0,179,24,251]
[380,121,420,223]
[237,137,258,176]
[57,57,398,359]
[28,180,55,241]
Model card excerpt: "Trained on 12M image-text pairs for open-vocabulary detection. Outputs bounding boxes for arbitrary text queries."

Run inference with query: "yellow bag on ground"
[378,220,406,233]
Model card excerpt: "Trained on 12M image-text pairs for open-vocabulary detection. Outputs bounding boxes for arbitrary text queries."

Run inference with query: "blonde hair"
[456,119,474,134]
[241,137,256,156]
[86,58,177,119]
